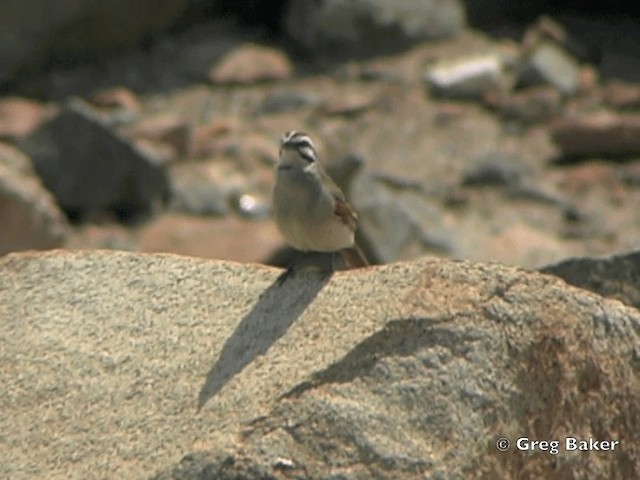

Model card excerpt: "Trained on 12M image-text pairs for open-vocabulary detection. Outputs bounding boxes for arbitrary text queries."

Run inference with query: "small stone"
[169,162,230,217]
[65,221,138,251]
[322,92,377,116]
[233,192,270,219]
[125,114,193,159]
[551,112,640,158]
[558,162,615,195]
[517,39,580,95]
[171,182,228,217]
[89,87,141,113]
[241,133,280,167]
[191,119,236,158]
[576,65,599,97]
[621,163,640,186]
[0,145,68,255]
[258,90,319,114]
[522,16,569,52]
[0,96,51,139]
[522,15,590,63]
[133,138,178,166]
[603,81,640,109]
[209,43,293,84]
[432,103,469,126]
[358,65,403,82]
[487,87,562,124]
[425,54,504,100]
[462,154,523,187]
[0,141,32,174]
[272,457,295,470]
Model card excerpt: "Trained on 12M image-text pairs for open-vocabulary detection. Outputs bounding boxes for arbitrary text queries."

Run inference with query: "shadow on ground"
[197,269,332,410]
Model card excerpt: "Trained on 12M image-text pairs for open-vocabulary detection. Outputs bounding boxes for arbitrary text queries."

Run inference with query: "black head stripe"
[298,146,316,163]
[281,131,317,162]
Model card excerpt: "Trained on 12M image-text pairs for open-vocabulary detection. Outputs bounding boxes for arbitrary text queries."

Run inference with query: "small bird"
[273,131,369,270]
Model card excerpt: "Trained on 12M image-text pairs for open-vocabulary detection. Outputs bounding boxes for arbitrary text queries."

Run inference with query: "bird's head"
[278,130,318,170]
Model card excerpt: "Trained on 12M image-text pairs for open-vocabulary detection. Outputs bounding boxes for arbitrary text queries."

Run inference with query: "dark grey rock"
[540,250,640,309]
[462,154,523,187]
[285,0,466,56]
[20,99,171,222]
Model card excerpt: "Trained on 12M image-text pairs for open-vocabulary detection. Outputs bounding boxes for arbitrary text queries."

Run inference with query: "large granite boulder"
[0,251,637,479]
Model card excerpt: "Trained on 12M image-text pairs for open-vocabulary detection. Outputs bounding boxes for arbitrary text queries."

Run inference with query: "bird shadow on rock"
[197,267,333,411]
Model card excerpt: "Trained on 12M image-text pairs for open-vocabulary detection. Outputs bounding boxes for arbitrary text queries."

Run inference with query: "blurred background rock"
[1,0,639,270]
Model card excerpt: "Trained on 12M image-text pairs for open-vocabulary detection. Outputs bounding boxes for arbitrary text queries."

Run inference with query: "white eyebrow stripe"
[298,146,316,163]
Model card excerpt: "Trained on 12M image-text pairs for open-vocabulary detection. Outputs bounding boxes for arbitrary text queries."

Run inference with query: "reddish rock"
[487,86,562,124]
[602,81,640,109]
[489,222,573,267]
[133,137,179,165]
[322,92,377,117]
[551,113,640,158]
[124,114,193,159]
[558,162,616,195]
[209,43,293,84]
[522,16,569,51]
[191,119,236,158]
[432,102,469,126]
[89,87,141,113]
[576,65,599,97]
[0,96,50,139]
[137,214,282,263]
[0,141,32,174]
[0,145,68,255]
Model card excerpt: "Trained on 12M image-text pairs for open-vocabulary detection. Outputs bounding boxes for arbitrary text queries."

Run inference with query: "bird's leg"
[330,251,339,272]
[276,250,302,285]
[278,250,336,286]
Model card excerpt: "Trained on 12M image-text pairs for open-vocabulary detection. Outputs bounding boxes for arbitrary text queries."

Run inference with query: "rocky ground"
[1,3,639,479]
[1,5,639,270]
